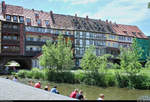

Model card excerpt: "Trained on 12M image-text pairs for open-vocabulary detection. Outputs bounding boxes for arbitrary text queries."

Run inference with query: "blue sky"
[3,0,150,36]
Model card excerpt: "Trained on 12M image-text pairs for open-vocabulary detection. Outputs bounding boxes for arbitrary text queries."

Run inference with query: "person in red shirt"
[34,81,41,88]
[70,89,78,98]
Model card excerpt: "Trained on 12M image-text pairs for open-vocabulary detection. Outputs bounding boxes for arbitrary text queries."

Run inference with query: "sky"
[2,0,150,36]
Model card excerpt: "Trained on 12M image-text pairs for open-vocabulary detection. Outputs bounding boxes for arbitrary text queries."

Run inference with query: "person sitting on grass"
[76,90,85,100]
[34,81,41,89]
[50,86,59,94]
[44,85,49,91]
[12,76,18,82]
[70,89,78,98]
[97,94,104,100]
[28,80,34,86]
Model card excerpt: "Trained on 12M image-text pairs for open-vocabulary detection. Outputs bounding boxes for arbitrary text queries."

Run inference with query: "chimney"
[86,15,88,21]
[2,1,6,12]
[50,11,53,15]
[106,19,108,23]
[50,11,55,24]
[75,13,77,18]
[109,21,112,24]
[41,10,43,13]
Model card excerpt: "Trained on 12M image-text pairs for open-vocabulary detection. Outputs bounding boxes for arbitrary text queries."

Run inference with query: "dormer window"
[45,20,50,26]
[123,31,127,34]
[26,18,31,25]
[37,19,41,26]
[13,16,18,22]
[19,16,24,23]
[35,13,39,17]
[132,32,136,34]
[6,15,11,21]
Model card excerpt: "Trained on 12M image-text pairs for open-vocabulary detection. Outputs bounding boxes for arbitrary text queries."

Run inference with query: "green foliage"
[148,2,150,8]
[119,38,142,76]
[17,70,28,78]
[80,46,97,72]
[40,34,74,71]
[31,68,44,79]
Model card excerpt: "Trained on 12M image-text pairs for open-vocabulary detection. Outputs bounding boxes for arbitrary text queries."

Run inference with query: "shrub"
[17,70,28,78]
[31,68,44,79]
[115,72,129,88]
[25,71,33,78]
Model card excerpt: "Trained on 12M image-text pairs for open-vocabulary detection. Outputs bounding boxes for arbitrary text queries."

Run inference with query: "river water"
[53,83,150,100]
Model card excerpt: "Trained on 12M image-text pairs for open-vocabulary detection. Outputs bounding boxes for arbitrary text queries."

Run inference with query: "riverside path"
[0,78,76,100]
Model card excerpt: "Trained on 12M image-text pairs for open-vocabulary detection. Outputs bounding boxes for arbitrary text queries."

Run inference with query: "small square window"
[19,16,24,23]
[35,13,39,17]
[26,18,31,23]
[13,16,18,22]
[45,20,49,26]
[6,15,11,21]
[37,19,41,25]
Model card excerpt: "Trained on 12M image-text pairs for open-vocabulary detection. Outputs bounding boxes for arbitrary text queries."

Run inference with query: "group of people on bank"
[6,76,104,100]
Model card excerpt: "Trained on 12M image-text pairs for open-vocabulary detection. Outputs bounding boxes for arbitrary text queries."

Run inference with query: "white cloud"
[79,0,150,24]
[48,0,98,5]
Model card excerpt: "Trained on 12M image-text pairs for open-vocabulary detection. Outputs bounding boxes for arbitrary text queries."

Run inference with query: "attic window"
[35,13,39,17]
[45,20,50,26]
[19,16,24,23]
[6,15,11,21]
[13,16,18,22]
[132,32,136,35]
[123,31,128,34]
[37,19,41,25]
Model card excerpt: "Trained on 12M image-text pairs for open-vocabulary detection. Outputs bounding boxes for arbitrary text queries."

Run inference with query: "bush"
[31,68,44,79]
[25,71,33,78]
[74,70,86,83]
[17,70,28,78]
[115,72,129,88]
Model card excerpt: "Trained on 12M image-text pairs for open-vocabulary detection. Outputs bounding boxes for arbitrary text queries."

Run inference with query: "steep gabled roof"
[112,24,147,39]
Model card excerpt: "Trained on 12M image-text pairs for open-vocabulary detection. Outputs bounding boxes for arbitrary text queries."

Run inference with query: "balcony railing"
[25,41,46,46]
[2,40,20,45]
[25,51,41,56]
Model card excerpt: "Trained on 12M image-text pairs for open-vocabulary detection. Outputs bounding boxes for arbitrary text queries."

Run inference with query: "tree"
[80,46,112,73]
[80,46,97,73]
[148,2,150,8]
[119,38,142,75]
[40,34,74,71]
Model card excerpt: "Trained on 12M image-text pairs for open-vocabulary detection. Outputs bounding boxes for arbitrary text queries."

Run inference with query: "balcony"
[2,40,20,45]
[26,41,46,46]
[25,51,41,56]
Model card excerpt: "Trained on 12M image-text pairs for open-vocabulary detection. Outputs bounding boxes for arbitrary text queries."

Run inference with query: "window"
[13,16,18,22]
[19,16,24,23]
[13,25,18,30]
[12,36,17,40]
[35,13,39,17]
[45,20,50,26]
[123,31,128,34]
[86,32,90,38]
[6,15,11,21]
[26,18,31,24]
[37,19,41,25]
[86,40,90,46]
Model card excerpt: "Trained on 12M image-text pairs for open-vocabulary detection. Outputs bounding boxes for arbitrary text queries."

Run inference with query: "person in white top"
[97,94,104,100]
[12,76,18,82]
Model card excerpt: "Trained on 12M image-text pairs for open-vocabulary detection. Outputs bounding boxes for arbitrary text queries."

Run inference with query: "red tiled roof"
[0,2,148,39]
[112,24,147,39]
[5,5,24,16]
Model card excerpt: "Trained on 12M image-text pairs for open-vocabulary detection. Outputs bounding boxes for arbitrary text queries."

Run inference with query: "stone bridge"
[0,55,32,69]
